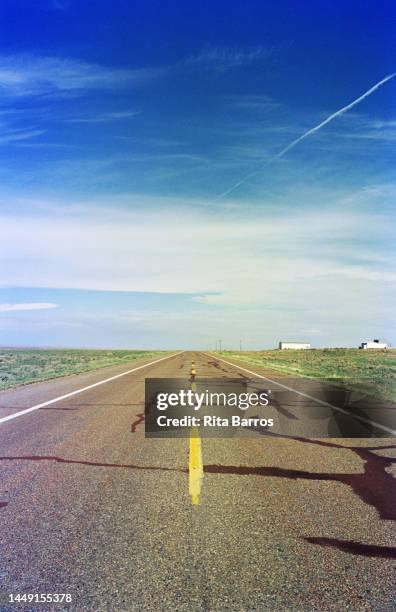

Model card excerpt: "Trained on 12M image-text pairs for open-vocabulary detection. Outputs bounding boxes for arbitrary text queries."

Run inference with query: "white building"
[278,342,311,350]
[359,339,388,350]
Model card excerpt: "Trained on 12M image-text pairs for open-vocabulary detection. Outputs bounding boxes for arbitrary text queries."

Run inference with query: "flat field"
[218,348,396,401]
[0,349,166,390]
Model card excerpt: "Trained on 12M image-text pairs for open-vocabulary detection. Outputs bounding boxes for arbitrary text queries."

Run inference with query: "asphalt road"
[0,351,395,611]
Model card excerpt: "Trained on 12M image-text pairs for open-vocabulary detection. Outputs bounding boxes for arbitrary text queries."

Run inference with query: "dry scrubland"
[220,348,396,402]
[1,348,395,401]
[0,349,166,390]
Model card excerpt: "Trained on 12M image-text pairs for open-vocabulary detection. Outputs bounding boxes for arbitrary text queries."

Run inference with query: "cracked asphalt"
[0,351,395,611]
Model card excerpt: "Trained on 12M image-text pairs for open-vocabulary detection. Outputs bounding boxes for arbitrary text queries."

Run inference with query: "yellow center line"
[189,363,203,505]
[189,426,203,505]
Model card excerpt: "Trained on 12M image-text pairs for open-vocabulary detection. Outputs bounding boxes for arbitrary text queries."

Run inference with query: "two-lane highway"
[0,352,395,611]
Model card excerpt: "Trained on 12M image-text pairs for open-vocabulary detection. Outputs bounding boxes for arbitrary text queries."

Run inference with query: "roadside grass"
[0,349,167,391]
[216,349,396,402]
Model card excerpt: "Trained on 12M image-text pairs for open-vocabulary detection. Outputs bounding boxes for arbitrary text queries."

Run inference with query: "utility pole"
[239,339,242,352]
[219,339,222,353]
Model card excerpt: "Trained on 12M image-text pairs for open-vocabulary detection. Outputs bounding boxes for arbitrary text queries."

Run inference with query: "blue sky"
[0,0,395,349]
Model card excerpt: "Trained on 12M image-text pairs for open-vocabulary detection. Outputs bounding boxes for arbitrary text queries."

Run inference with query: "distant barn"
[278,342,311,350]
[359,339,388,349]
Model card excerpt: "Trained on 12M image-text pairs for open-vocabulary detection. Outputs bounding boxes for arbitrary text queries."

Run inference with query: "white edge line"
[204,353,396,436]
[0,352,184,426]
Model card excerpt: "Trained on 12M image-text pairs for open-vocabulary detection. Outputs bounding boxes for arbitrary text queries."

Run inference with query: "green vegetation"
[0,349,166,390]
[218,348,396,402]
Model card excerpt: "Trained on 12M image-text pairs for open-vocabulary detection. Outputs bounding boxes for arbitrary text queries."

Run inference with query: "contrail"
[216,73,395,200]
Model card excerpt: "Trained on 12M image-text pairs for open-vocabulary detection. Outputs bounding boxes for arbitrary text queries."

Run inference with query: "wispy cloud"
[371,119,396,129]
[0,45,273,102]
[1,193,394,295]
[227,94,280,112]
[0,303,58,312]
[65,110,140,123]
[0,55,162,97]
[0,129,46,145]
[184,45,272,70]
[333,114,396,142]
[1,193,394,346]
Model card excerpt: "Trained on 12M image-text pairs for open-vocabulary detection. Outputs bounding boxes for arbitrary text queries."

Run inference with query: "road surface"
[0,351,395,611]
